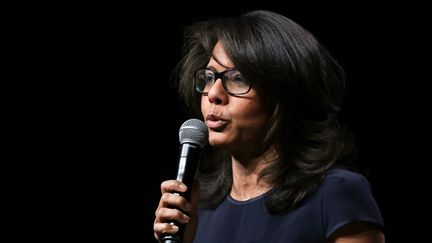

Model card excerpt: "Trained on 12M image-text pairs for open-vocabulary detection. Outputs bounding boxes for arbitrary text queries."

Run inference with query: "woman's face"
[201,42,271,155]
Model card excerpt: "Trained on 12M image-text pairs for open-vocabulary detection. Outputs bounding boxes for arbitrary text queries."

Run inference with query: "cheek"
[236,100,267,120]
[230,102,270,137]
[200,97,207,116]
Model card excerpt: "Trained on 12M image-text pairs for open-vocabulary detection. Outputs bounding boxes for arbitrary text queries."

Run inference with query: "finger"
[153,222,179,240]
[155,207,191,224]
[158,192,192,213]
[161,180,188,194]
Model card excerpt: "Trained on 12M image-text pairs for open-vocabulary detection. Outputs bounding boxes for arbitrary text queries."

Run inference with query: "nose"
[206,78,228,105]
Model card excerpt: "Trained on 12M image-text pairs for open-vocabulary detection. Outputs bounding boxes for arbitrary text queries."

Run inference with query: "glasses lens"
[195,69,214,93]
[224,70,250,94]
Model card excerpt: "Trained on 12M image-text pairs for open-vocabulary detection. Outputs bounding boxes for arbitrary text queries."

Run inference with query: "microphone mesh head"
[179,119,208,147]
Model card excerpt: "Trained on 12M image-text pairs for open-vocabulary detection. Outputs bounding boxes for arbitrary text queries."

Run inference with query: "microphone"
[161,118,208,243]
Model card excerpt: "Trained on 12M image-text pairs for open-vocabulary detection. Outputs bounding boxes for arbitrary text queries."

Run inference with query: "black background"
[4,1,427,242]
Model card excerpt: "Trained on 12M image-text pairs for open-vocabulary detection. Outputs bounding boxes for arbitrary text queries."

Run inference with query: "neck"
[230,179,271,201]
[229,146,277,201]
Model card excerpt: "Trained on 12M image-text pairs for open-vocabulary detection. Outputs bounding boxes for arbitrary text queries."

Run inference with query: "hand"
[153,180,192,242]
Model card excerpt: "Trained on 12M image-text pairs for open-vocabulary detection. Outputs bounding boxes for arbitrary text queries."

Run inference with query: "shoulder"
[321,167,371,194]
[318,167,385,238]
[319,167,378,210]
[325,167,368,182]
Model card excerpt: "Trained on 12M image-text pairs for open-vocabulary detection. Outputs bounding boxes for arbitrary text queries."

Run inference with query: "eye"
[226,71,244,83]
[205,73,215,83]
[232,73,244,83]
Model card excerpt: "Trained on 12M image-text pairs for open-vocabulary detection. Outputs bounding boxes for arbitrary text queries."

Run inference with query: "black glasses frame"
[194,68,252,96]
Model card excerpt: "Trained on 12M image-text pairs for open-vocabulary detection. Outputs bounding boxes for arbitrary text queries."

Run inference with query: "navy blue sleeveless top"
[192,167,384,243]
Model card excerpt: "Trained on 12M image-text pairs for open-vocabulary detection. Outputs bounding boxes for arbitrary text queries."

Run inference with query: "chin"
[208,134,231,148]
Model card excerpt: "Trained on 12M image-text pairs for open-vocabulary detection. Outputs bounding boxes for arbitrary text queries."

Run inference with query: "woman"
[153,10,385,243]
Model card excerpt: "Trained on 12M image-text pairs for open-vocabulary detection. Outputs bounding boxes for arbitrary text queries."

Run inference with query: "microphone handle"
[161,143,202,243]
[160,192,185,243]
[161,235,181,243]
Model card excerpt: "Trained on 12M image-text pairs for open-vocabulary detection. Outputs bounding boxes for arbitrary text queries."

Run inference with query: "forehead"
[208,42,234,69]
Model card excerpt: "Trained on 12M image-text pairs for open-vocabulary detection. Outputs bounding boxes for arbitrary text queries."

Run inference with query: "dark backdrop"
[4,1,427,242]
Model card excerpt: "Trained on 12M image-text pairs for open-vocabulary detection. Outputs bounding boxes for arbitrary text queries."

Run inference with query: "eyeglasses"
[194,68,252,96]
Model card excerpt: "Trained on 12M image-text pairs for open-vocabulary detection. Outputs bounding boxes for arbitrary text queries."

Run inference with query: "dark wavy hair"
[173,10,357,213]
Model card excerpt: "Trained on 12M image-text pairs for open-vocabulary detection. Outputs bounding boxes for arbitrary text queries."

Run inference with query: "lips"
[206,114,228,131]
